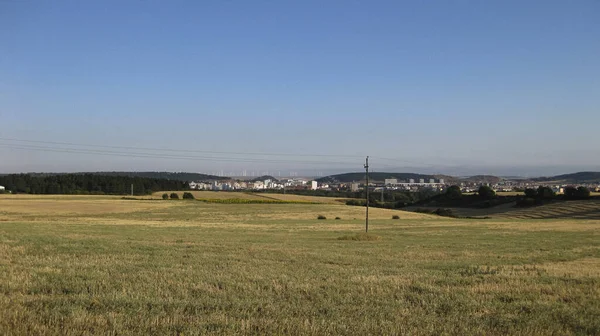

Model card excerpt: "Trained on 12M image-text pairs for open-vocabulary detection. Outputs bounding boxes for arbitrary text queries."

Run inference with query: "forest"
[0,174,189,195]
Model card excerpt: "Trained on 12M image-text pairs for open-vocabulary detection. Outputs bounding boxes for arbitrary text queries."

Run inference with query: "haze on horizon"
[1,1,599,177]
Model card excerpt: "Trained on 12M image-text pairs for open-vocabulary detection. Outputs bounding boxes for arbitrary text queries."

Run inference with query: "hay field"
[150,191,346,204]
[408,198,600,220]
[1,195,599,335]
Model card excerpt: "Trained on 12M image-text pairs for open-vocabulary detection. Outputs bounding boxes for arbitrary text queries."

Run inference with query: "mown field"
[408,198,600,220]
[1,195,599,335]
[151,191,347,204]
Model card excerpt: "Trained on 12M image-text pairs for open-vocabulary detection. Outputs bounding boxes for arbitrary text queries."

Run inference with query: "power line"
[0,143,361,166]
[0,137,365,159]
[0,137,462,170]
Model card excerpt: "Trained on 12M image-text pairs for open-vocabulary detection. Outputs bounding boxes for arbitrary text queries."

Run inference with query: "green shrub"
[317,215,327,220]
[182,192,195,200]
[170,193,179,200]
[392,215,400,219]
[433,208,456,217]
[516,197,537,207]
[162,193,169,200]
[335,217,341,220]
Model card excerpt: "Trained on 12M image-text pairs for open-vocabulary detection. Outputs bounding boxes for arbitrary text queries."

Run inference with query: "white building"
[384,179,398,185]
[439,179,445,184]
[351,183,359,192]
[0,185,5,191]
[419,179,425,184]
[429,179,435,184]
[311,181,318,190]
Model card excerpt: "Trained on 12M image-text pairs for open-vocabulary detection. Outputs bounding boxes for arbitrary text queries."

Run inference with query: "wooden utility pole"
[364,156,369,233]
[131,184,133,196]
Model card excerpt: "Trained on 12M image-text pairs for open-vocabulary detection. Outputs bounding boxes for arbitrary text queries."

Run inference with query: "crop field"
[151,191,347,204]
[1,195,599,335]
[410,199,600,220]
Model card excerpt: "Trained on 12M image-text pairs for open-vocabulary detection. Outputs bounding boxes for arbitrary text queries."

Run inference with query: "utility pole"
[364,156,369,233]
[131,184,133,196]
[381,186,384,202]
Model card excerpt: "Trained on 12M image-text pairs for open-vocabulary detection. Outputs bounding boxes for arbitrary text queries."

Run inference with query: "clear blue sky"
[1,0,599,176]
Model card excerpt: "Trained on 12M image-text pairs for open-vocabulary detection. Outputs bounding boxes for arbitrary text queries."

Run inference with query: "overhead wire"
[0,137,458,169]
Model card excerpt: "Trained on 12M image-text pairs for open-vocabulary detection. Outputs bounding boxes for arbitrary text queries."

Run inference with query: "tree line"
[0,174,189,195]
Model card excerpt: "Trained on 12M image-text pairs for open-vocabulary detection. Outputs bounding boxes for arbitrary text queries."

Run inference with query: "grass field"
[1,195,599,335]
[409,198,600,220]
[151,191,347,204]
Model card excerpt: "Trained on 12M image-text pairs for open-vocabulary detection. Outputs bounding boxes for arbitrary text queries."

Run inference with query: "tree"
[564,186,578,199]
[445,185,462,200]
[564,186,590,200]
[524,188,538,198]
[182,192,195,200]
[478,185,496,200]
[537,186,555,200]
[577,186,591,199]
[162,193,169,200]
[170,193,180,199]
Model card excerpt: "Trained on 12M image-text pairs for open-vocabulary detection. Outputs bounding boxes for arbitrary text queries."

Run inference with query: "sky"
[1,0,599,176]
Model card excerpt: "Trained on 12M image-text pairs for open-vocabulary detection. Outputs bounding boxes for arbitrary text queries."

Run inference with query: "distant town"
[188,175,600,194]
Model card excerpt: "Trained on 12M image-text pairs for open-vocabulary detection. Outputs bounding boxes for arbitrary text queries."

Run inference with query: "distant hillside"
[90,172,224,181]
[21,171,223,181]
[317,172,454,183]
[250,175,279,182]
[533,172,600,183]
[461,175,503,184]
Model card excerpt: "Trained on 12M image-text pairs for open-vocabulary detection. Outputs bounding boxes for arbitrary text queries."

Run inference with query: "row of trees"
[0,174,189,195]
[162,192,195,200]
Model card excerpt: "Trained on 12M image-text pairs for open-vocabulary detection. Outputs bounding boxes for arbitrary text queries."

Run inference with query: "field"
[409,198,600,220]
[150,191,347,204]
[1,195,599,335]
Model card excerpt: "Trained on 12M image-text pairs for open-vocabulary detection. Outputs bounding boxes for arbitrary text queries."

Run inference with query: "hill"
[461,175,503,184]
[316,172,454,183]
[87,171,224,181]
[21,171,223,181]
[249,175,279,182]
[533,171,600,183]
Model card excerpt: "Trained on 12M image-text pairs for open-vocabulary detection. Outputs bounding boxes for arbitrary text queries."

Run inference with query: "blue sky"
[1,0,599,176]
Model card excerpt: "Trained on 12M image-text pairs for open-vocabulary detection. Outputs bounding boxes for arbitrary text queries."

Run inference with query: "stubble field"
[0,194,599,335]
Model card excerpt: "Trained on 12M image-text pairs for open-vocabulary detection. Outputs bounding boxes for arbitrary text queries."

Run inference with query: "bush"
[564,186,591,200]
[335,217,341,220]
[537,186,555,200]
[433,208,456,217]
[392,215,400,219]
[345,199,365,206]
[577,186,591,199]
[182,192,195,200]
[516,197,537,207]
[170,193,179,200]
[317,215,327,220]
[524,188,538,198]
[478,186,496,200]
[162,193,169,200]
[445,185,462,200]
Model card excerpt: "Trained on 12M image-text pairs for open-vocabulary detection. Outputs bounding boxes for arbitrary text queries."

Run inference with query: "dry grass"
[0,196,599,335]
[150,191,347,204]
[151,190,267,200]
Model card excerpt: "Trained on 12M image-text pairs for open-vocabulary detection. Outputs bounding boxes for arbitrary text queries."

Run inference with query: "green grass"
[1,199,599,335]
[337,232,381,241]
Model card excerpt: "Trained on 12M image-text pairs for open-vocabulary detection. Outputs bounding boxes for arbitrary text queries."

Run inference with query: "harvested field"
[1,195,599,335]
